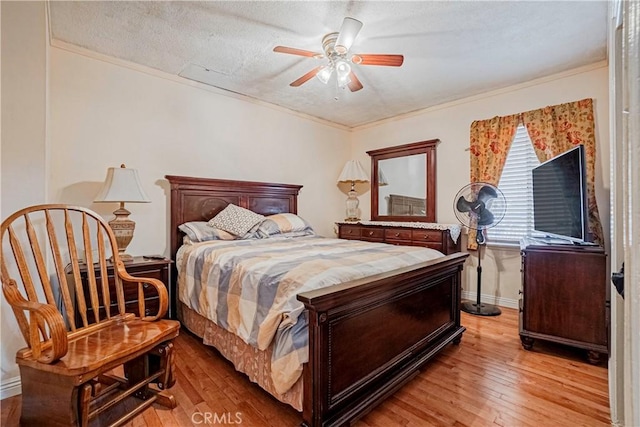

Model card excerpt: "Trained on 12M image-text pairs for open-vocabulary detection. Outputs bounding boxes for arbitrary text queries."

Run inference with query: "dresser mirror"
[367,139,439,222]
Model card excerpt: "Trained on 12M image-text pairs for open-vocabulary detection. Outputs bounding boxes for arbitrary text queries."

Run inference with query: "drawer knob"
[368,231,374,236]
[348,230,353,234]
[394,233,400,237]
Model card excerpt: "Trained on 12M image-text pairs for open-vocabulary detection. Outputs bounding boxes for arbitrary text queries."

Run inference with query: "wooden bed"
[166,175,469,427]
[387,193,427,216]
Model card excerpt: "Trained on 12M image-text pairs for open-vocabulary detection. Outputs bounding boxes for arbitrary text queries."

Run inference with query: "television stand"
[519,241,609,364]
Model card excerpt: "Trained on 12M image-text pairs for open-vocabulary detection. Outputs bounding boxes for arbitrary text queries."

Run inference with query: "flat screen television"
[531,145,590,244]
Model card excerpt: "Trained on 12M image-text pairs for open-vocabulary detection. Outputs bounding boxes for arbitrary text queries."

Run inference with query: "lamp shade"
[94,164,150,203]
[378,168,389,186]
[337,160,369,183]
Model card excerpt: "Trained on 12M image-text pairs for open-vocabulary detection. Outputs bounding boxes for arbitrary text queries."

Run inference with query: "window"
[489,123,540,244]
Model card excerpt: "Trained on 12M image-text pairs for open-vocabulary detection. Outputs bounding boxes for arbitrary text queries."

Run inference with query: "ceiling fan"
[273,17,404,92]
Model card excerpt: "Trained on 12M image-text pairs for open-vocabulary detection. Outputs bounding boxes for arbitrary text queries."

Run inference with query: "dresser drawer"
[339,225,361,239]
[68,257,172,323]
[91,268,164,303]
[360,227,385,241]
[416,241,443,252]
[385,228,412,241]
[336,223,460,255]
[412,230,443,243]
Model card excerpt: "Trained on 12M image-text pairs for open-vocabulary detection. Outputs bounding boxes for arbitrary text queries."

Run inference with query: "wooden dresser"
[336,221,461,254]
[519,241,609,363]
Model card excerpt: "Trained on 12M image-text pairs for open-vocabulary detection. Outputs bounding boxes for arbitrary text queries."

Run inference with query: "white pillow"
[256,213,315,237]
[208,204,265,236]
[178,221,236,243]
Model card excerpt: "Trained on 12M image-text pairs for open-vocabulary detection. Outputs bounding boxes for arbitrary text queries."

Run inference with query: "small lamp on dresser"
[337,160,369,221]
[378,167,389,186]
[94,164,150,261]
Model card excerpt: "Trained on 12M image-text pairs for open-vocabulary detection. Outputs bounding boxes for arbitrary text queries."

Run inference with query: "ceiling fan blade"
[290,66,323,87]
[347,71,363,92]
[335,17,363,54]
[352,54,404,67]
[273,46,323,58]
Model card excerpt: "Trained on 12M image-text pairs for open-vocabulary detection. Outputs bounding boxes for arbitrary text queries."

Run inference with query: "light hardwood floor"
[1,308,610,426]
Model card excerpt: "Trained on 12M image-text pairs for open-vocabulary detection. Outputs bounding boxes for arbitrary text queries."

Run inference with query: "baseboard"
[461,290,519,310]
[0,376,21,399]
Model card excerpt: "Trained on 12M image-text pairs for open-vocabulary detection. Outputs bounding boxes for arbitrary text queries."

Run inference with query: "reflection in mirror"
[378,154,426,216]
[367,139,439,222]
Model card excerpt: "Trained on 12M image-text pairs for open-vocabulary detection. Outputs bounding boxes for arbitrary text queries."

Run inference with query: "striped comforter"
[177,235,444,394]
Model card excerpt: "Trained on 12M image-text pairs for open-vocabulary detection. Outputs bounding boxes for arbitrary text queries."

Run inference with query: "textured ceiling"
[49,1,608,128]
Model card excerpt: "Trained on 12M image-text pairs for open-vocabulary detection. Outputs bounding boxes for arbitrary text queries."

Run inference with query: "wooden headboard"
[165,175,303,260]
[387,194,427,216]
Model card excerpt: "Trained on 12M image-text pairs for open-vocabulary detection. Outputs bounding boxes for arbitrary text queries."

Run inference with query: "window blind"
[489,124,540,244]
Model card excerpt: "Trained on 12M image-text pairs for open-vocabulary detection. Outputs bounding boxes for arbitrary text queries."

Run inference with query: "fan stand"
[461,231,502,316]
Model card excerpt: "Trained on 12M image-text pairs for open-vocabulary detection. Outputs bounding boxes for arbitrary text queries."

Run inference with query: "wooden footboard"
[297,252,468,427]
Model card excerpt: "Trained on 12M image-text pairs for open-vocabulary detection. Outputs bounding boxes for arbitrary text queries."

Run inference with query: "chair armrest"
[116,271,168,321]
[3,279,68,363]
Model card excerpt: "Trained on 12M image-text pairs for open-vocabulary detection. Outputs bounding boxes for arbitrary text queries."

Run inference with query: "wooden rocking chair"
[1,204,180,426]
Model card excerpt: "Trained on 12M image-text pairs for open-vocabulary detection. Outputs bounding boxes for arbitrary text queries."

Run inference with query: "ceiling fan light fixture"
[337,73,351,89]
[335,60,352,89]
[316,65,333,84]
[335,60,351,77]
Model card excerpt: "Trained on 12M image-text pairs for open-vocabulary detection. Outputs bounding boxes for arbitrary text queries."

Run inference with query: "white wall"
[1,2,48,236]
[49,47,350,250]
[1,6,351,395]
[350,64,610,306]
[0,1,48,396]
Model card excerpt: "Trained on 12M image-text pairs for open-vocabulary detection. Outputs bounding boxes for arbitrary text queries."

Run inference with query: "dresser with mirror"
[336,139,462,254]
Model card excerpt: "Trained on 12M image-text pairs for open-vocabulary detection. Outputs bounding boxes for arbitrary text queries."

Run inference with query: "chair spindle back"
[1,204,128,349]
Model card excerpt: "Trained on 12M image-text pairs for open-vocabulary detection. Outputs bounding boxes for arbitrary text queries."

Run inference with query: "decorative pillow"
[178,221,236,243]
[208,204,265,237]
[256,213,315,237]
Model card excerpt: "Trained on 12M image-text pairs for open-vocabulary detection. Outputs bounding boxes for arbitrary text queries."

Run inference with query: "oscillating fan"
[454,183,507,316]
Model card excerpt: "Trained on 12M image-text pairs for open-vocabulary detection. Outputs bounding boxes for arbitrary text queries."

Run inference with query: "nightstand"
[66,256,173,323]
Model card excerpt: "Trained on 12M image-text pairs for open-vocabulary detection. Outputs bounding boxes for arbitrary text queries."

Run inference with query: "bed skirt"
[178,302,304,411]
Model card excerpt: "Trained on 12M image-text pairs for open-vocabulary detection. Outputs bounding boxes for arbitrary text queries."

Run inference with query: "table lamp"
[378,167,389,186]
[94,164,150,261]
[337,160,369,221]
